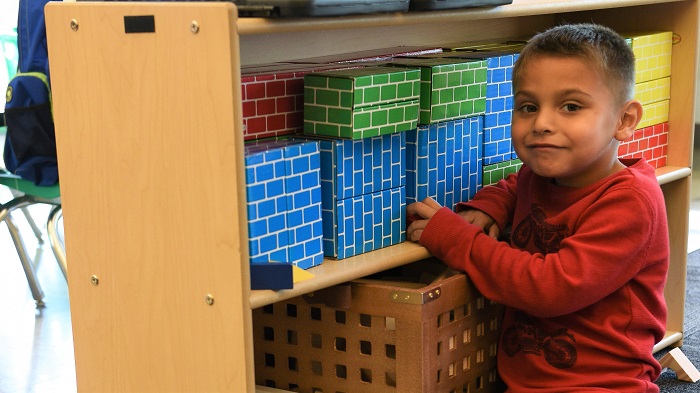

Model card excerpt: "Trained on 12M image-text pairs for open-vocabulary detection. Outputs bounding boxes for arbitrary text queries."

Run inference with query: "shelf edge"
[657,166,692,185]
[250,242,431,309]
[654,331,684,353]
[236,0,684,35]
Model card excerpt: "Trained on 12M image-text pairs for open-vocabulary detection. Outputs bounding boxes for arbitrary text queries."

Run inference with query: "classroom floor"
[1,139,700,393]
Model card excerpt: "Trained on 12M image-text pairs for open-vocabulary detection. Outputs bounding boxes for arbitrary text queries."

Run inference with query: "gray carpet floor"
[654,249,700,391]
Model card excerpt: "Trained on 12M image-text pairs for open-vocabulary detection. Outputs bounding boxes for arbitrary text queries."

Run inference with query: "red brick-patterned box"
[241,63,354,141]
[253,259,504,393]
[618,122,668,169]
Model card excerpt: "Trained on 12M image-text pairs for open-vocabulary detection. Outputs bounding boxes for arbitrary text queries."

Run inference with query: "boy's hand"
[457,209,500,239]
[406,197,442,243]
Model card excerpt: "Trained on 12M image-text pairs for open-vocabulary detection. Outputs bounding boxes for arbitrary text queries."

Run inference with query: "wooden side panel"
[662,177,691,339]
[45,3,254,391]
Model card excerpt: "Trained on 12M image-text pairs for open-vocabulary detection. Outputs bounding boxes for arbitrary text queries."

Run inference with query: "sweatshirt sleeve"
[456,172,518,231]
[421,185,664,318]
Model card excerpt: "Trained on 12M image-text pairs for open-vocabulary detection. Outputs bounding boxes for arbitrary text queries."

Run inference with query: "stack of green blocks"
[388,57,487,124]
[304,66,421,139]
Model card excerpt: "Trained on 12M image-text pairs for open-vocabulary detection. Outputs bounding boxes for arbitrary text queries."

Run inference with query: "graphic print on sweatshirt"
[512,204,569,254]
[502,311,578,369]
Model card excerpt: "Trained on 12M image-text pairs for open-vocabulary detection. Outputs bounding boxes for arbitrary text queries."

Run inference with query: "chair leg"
[10,189,44,243]
[20,207,45,243]
[47,205,67,281]
[5,214,45,308]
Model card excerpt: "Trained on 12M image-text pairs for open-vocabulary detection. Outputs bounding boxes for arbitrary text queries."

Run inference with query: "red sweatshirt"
[421,158,668,392]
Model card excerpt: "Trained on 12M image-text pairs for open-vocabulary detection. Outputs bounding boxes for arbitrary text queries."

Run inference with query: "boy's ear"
[615,100,643,141]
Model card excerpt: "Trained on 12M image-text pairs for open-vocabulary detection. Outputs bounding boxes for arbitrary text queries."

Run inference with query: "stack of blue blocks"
[315,132,406,259]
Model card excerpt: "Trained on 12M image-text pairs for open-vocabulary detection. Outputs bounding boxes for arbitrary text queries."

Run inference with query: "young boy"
[407,24,669,392]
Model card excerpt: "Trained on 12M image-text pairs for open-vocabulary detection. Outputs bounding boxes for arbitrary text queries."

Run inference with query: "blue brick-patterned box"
[482,53,519,164]
[304,132,406,259]
[335,186,406,260]
[318,132,406,200]
[406,116,483,209]
[244,139,324,270]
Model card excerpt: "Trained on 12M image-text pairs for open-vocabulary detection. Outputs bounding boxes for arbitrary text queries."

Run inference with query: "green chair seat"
[0,171,61,200]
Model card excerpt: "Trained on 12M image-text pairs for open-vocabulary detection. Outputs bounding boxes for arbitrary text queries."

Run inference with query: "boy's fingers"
[406,201,436,219]
[488,225,500,239]
[408,228,423,242]
[421,197,442,210]
[407,219,428,242]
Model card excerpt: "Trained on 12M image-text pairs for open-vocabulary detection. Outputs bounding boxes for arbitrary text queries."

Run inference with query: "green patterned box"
[388,57,487,125]
[483,158,522,186]
[304,67,421,139]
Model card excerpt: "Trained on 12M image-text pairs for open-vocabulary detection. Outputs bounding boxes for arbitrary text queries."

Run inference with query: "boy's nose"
[532,110,554,134]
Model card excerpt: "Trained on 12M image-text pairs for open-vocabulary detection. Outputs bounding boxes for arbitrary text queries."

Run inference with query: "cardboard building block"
[316,132,406,200]
[618,122,668,169]
[483,53,518,164]
[659,347,700,382]
[635,76,671,106]
[637,100,670,130]
[241,62,353,141]
[406,116,483,209]
[304,66,421,139]
[482,158,523,187]
[245,145,288,265]
[625,31,673,83]
[388,57,487,124]
[245,139,324,270]
[310,132,406,259]
[332,186,406,260]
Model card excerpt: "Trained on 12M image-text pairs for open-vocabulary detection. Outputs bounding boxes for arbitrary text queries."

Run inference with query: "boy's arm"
[419,186,667,318]
[456,172,519,233]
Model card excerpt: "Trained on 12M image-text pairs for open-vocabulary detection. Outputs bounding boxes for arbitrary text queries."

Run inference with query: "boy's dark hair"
[512,23,636,104]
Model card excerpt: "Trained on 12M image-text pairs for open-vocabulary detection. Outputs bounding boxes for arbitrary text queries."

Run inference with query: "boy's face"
[512,55,630,188]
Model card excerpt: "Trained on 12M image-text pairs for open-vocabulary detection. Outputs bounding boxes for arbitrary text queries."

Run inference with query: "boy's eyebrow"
[514,88,594,100]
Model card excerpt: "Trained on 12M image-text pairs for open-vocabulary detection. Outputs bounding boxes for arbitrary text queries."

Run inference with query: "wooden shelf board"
[249,241,431,309]
[237,0,684,35]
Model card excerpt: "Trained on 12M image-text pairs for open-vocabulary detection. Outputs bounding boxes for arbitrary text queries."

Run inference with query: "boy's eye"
[518,104,537,113]
[563,103,580,112]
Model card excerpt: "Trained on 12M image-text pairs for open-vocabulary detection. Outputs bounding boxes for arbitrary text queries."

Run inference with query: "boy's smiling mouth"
[527,143,563,150]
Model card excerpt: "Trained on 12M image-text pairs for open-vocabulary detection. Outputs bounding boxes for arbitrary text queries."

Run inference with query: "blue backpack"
[3,0,59,186]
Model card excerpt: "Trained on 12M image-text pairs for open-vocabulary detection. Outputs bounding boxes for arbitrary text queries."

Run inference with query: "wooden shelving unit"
[44,1,696,391]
